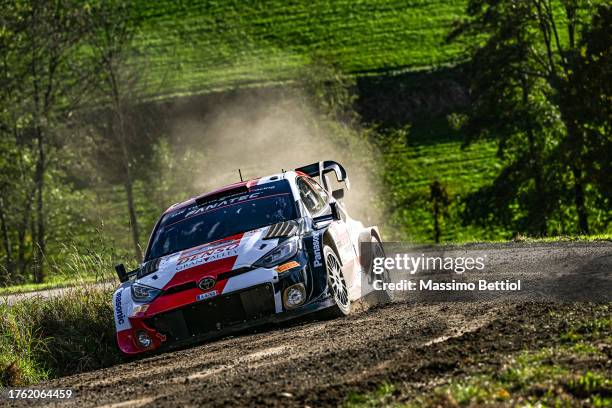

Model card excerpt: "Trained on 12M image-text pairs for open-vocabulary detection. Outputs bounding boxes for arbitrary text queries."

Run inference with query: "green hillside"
[133,0,468,97]
[120,0,609,243]
[127,0,505,243]
[0,0,609,293]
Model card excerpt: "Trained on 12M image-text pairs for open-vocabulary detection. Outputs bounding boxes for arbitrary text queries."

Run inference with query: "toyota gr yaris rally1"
[112,161,384,355]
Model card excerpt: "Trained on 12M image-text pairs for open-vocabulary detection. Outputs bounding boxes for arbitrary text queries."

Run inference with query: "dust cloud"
[170,91,381,226]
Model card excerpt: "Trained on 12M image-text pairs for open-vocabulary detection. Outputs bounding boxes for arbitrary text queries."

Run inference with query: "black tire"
[370,235,392,303]
[322,245,351,318]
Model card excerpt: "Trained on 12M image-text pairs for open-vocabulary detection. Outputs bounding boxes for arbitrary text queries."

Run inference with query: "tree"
[429,180,450,243]
[450,0,609,236]
[563,5,611,226]
[0,0,96,282]
[85,1,166,261]
[448,1,560,236]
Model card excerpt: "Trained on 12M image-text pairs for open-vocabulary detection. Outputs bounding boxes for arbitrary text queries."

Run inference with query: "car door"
[296,177,356,288]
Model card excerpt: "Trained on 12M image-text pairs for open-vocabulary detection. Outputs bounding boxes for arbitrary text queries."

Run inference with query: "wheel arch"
[369,227,382,243]
[358,226,381,249]
[322,229,343,266]
[357,226,381,273]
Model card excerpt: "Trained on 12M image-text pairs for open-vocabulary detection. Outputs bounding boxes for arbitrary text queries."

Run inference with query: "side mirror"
[312,202,341,226]
[330,201,341,221]
[115,264,129,283]
[332,189,344,200]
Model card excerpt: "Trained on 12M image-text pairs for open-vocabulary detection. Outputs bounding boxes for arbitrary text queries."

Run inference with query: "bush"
[0,287,121,386]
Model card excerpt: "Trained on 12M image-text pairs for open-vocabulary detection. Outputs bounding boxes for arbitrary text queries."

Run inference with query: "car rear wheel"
[324,245,350,317]
[370,235,392,303]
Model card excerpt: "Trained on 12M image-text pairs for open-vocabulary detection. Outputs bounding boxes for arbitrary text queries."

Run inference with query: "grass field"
[380,118,503,242]
[5,1,606,290]
[132,0,468,97]
[127,0,569,244]
[0,287,119,386]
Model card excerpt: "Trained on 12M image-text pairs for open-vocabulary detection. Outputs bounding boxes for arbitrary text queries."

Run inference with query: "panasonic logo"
[115,291,125,325]
[312,233,323,267]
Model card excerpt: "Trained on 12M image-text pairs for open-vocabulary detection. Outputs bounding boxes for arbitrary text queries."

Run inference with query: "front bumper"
[156,295,334,352]
[117,259,330,355]
[146,283,277,343]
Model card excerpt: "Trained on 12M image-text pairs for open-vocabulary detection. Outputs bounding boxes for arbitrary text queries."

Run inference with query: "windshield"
[146,181,297,260]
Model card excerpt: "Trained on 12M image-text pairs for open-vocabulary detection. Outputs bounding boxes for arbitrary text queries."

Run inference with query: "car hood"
[134,222,296,290]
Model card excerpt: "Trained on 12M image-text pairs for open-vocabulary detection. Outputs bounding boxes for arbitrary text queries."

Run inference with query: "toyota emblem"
[198,276,216,291]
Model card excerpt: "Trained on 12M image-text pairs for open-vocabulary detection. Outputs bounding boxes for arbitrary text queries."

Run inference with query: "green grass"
[379,115,612,243]
[345,383,396,408]
[130,0,469,97]
[0,238,122,295]
[497,234,612,244]
[0,287,120,386]
[345,306,612,407]
[380,119,503,242]
[426,346,612,407]
[421,234,612,247]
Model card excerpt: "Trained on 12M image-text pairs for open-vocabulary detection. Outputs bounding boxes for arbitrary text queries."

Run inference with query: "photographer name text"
[374,279,521,291]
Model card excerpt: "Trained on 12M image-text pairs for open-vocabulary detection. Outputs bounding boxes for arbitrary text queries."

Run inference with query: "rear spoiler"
[295,160,350,192]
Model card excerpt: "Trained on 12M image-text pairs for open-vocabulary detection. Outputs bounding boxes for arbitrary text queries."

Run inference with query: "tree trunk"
[30,209,37,282]
[33,129,46,283]
[561,106,590,235]
[118,120,142,262]
[108,61,142,262]
[521,76,547,236]
[527,127,547,235]
[0,197,13,283]
[571,166,589,234]
[433,201,441,244]
[17,197,32,280]
[124,172,142,262]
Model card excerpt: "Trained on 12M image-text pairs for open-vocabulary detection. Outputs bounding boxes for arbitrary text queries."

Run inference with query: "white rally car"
[113,161,384,355]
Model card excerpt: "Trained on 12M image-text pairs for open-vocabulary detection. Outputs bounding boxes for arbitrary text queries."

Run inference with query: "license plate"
[196,290,218,301]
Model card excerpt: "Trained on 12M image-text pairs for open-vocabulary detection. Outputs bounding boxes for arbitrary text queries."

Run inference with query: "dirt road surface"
[1,282,114,306]
[10,241,612,407]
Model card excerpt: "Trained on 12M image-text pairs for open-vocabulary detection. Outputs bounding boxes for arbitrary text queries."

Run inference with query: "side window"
[308,178,329,203]
[297,178,326,215]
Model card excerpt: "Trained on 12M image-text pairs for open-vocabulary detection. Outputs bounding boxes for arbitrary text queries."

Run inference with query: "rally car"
[112,161,385,355]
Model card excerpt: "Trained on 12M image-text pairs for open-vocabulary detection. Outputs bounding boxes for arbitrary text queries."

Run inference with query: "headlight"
[131,283,162,303]
[253,237,299,268]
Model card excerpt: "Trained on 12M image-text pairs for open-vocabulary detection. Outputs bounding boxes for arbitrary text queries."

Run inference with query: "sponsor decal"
[312,232,323,267]
[184,192,262,218]
[275,261,301,273]
[165,207,187,221]
[196,290,218,301]
[115,291,125,325]
[176,240,240,271]
[198,276,216,290]
[130,304,149,317]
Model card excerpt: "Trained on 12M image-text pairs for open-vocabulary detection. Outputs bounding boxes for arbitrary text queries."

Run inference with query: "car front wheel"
[324,245,350,317]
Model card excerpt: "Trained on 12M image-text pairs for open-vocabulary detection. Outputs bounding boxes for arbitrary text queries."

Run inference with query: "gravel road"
[1,282,114,306]
[10,241,612,407]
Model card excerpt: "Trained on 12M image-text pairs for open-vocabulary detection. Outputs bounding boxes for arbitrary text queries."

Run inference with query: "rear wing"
[295,160,350,192]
